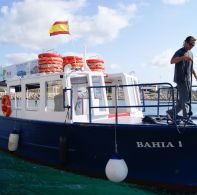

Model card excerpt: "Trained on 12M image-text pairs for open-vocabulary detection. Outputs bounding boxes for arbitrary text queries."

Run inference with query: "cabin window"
[46,80,64,112]
[126,78,141,111]
[9,85,22,109]
[108,81,126,114]
[25,83,40,110]
[92,76,106,111]
[71,77,88,115]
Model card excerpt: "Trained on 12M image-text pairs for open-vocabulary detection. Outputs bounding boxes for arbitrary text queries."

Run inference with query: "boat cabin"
[0,70,143,124]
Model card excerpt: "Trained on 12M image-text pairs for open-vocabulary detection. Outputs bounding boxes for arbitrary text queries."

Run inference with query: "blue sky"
[0,0,196,84]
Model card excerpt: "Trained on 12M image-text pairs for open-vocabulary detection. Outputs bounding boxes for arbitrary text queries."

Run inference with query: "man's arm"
[171,56,192,64]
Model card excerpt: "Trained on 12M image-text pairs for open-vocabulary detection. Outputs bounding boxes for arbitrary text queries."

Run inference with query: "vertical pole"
[88,87,92,123]
[157,87,160,117]
[172,86,176,121]
[70,88,73,121]
[115,85,118,125]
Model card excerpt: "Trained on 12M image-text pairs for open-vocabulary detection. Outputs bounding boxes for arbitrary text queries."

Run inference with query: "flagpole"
[69,34,78,70]
[83,45,91,71]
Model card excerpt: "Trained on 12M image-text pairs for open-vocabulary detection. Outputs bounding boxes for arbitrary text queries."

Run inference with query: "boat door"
[66,72,109,122]
[69,75,89,122]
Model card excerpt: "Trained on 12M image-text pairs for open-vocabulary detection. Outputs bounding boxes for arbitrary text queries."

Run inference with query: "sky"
[0,0,197,85]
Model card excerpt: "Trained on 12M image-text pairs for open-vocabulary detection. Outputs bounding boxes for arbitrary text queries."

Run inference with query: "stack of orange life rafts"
[62,56,84,70]
[86,58,105,73]
[38,53,63,73]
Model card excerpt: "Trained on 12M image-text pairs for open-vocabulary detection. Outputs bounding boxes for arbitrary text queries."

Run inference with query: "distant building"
[141,85,158,92]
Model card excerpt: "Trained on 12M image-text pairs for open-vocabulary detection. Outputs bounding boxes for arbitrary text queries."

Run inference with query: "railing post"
[88,87,92,123]
[171,86,176,121]
[63,88,72,121]
[157,88,160,117]
[70,88,73,121]
[115,85,118,124]
[140,86,145,112]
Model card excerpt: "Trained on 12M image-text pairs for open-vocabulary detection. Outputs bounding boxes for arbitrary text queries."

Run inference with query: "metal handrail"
[63,83,197,124]
[156,86,177,117]
[88,82,176,123]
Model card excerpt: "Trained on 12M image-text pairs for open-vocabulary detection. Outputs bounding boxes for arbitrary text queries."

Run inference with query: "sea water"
[0,150,171,195]
[143,100,197,116]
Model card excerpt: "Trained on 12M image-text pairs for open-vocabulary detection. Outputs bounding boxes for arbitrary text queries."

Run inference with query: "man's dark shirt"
[173,48,193,84]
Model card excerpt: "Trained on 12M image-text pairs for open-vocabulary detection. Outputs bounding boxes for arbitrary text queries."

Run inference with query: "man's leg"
[177,82,190,118]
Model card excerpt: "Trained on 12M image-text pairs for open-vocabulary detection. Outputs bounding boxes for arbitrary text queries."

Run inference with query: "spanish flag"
[49,21,69,36]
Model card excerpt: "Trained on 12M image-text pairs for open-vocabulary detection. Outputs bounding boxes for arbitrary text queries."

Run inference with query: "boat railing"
[191,85,197,105]
[63,82,183,124]
[156,86,177,117]
[63,88,73,121]
[156,85,197,117]
[140,83,177,116]
[87,82,176,123]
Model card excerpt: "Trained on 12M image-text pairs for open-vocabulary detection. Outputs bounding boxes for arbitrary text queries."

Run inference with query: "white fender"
[105,155,128,182]
[8,133,19,152]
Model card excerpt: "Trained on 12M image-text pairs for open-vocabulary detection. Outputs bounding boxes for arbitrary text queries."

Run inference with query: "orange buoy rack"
[38,53,63,73]
[86,58,105,73]
[63,56,84,70]
[1,95,12,117]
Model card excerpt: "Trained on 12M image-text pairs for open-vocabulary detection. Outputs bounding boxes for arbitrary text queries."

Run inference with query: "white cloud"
[5,52,38,64]
[0,0,87,50]
[142,48,174,67]
[162,0,189,5]
[84,4,137,46]
[140,48,197,83]
[0,0,137,50]
[109,63,121,71]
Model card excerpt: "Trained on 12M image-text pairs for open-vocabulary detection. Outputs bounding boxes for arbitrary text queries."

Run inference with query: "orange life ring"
[38,67,63,73]
[88,64,104,69]
[63,56,83,60]
[39,57,63,62]
[38,64,63,69]
[38,60,63,65]
[1,95,12,117]
[38,53,61,58]
[86,59,104,63]
[87,62,104,66]
[63,59,83,64]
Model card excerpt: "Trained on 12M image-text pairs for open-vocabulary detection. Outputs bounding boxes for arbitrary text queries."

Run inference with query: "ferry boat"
[0,55,197,192]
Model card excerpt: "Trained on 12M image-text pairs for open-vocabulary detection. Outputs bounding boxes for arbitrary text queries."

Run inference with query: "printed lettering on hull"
[136,141,183,148]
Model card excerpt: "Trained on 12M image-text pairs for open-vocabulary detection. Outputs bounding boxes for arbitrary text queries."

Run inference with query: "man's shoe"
[182,118,196,125]
[187,119,196,125]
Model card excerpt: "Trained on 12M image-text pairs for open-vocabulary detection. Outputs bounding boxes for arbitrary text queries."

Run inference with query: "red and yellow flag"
[49,21,69,36]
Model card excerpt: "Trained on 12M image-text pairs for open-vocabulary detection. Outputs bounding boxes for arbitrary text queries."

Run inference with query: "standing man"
[167,36,197,121]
